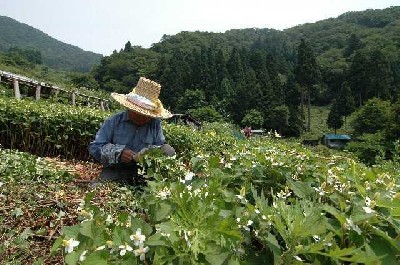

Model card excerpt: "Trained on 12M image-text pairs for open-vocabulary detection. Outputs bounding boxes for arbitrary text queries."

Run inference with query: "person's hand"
[121,148,136,163]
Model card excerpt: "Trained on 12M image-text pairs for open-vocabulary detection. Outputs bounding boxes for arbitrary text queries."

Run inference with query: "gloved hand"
[121,148,136,163]
[130,147,149,162]
[161,144,176,157]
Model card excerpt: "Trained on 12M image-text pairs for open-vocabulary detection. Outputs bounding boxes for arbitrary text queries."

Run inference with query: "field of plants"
[0,96,399,264]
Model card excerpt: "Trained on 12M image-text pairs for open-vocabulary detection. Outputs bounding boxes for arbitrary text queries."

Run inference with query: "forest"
[1,6,400,163]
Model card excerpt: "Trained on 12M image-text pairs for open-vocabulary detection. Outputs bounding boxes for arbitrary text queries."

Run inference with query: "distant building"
[321,134,351,149]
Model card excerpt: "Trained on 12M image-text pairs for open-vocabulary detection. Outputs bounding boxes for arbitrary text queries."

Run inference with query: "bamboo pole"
[71,92,76,106]
[13,78,21,99]
[35,85,41,100]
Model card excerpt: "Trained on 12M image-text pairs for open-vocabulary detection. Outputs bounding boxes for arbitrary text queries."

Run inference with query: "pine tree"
[295,39,320,131]
[343,34,363,58]
[337,82,356,127]
[327,99,344,134]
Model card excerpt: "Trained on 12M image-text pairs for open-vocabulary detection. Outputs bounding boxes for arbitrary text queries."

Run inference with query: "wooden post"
[35,85,41,100]
[71,92,76,106]
[13,78,21,99]
[100,100,105,111]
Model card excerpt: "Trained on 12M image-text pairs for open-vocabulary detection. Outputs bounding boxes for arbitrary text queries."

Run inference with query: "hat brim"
[111,93,172,119]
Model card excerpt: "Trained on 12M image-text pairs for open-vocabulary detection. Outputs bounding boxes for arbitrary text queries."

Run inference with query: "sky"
[1,0,399,55]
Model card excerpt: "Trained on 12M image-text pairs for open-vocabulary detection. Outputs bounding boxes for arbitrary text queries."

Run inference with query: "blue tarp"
[323,134,351,140]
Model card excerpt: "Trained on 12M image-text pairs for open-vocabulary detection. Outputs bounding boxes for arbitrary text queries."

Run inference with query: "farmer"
[89,77,175,186]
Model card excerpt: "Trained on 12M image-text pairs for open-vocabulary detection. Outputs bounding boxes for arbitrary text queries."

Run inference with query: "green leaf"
[50,237,63,255]
[155,202,172,222]
[62,225,81,238]
[146,233,169,246]
[130,218,153,235]
[368,236,398,265]
[208,156,220,168]
[322,204,346,225]
[289,181,315,199]
[205,244,230,265]
[264,232,282,257]
[79,220,94,239]
[83,251,109,265]
[112,226,130,245]
[84,192,95,204]
[65,251,79,265]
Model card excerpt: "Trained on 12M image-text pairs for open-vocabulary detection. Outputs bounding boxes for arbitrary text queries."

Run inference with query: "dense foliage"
[0,96,110,160]
[51,123,400,264]
[90,7,400,137]
[346,98,400,164]
[0,16,102,72]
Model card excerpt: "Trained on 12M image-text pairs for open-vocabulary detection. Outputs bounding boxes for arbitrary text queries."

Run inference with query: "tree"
[188,106,223,123]
[241,109,264,128]
[327,99,344,134]
[350,98,391,136]
[336,82,355,126]
[176,89,206,112]
[343,34,363,58]
[348,50,369,106]
[270,105,289,134]
[295,39,320,132]
[124,41,133,52]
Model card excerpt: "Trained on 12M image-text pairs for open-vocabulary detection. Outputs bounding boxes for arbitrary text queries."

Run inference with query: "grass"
[301,105,354,140]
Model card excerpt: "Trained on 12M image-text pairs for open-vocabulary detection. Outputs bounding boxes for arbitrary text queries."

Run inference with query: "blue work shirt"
[89,111,165,181]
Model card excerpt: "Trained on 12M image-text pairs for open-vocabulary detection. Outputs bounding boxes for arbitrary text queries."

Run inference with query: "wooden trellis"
[0,70,109,111]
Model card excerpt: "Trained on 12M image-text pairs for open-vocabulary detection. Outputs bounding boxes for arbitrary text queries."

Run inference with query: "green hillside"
[0,16,102,72]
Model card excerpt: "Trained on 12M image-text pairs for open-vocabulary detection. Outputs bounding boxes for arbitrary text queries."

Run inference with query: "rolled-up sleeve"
[89,117,126,166]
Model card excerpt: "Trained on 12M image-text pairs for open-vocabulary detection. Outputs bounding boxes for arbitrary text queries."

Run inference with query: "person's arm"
[89,117,126,166]
[153,119,166,146]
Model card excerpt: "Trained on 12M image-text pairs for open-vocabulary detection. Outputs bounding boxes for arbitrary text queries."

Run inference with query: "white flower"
[185,172,195,181]
[236,195,244,200]
[247,220,253,226]
[346,218,362,235]
[76,199,85,211]
[183,230,191,248]
[0,182,3,188]
[106,240,114,248]
[80,209,93,221]
[313,235,320,242]
[62,238,80,253]
[313,187,325,196]
[130,228,146,246]
[133,244,149,261]
[363,206,374,214]
[119,243,133,256]
[255,209,260,214]
[161,232,170,238]
[294,256,303,261]
[79,250,88,261]
[105,214,113,225]
[95,245,106,251]
[262,215,267,220]
[156,187,171,200]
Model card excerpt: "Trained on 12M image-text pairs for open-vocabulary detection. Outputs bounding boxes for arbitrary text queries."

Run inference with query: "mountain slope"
[0,16,102,72]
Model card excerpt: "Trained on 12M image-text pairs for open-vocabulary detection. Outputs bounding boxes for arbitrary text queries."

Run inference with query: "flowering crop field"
[0,99,399,264]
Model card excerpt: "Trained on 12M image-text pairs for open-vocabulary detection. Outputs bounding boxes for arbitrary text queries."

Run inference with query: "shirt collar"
[122,110,130,122]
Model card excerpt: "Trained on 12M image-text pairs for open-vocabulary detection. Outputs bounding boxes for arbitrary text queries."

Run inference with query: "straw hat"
[111,77,172,119]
